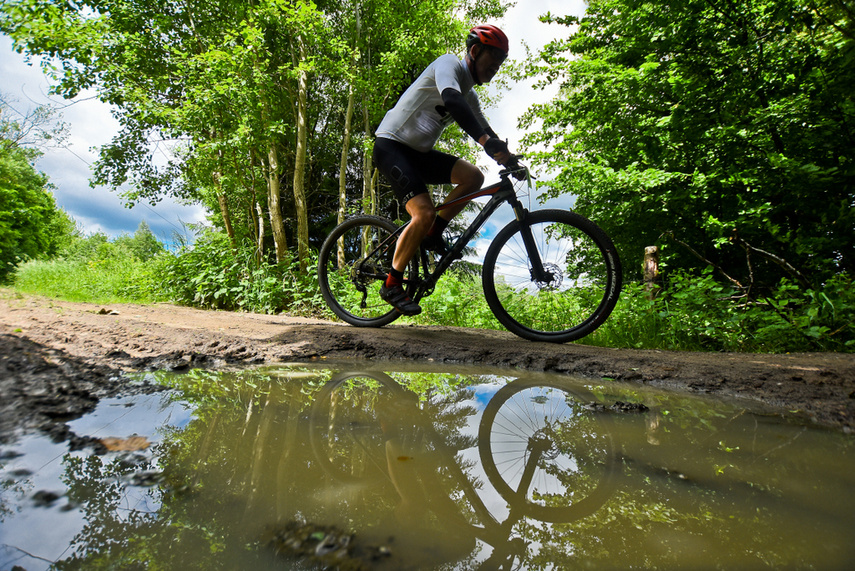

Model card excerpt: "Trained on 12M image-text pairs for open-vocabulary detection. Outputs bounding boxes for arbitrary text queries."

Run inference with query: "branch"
[663,231,744,289]
[0,544,57,566]
[731,232,812,290]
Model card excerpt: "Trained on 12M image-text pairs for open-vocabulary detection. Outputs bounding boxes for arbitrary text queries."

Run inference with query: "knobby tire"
[318,215,418,328]
[482,209,622,343]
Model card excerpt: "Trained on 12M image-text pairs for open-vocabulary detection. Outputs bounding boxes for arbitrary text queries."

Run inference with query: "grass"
[10,253,851,353]
[12,258,154,305]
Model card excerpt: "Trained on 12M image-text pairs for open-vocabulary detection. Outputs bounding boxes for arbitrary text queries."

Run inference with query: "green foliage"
[411,270,501,330]
[149,229,326,316]
[0,0,508,272]
[588,271,855,352]
[112,220,165,262]
[522,0,855,292]
[0,99,76,281]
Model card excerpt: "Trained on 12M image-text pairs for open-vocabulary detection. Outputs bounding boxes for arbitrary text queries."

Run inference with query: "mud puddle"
[2,363,854,570]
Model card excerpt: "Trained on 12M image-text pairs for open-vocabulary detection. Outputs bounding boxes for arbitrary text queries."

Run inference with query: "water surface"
[1,363,853,569]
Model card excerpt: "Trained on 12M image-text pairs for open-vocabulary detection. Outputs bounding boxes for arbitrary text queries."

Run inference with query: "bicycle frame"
[361,166,553,303]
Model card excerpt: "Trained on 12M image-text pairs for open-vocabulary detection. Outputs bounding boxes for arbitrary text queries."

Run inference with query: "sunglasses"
[482,45,508,64]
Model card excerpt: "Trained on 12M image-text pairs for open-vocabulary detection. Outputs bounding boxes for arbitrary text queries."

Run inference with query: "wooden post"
[643,246,660,300]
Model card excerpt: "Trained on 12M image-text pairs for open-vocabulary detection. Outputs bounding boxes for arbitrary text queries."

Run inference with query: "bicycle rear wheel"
[482,209,622,343]
[318,215,417,327]
[309,371,407,484]
[478,379,618,523]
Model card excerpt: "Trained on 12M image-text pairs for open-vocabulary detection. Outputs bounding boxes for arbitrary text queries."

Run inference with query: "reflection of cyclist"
[381,405,477,562]
[374,25,518,316]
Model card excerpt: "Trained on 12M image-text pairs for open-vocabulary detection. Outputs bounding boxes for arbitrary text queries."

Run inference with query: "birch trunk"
[291,36,310,272]
[362,105,376,215]
[337,84,356,266]
[216,189,236,248]
[266,143,288,262]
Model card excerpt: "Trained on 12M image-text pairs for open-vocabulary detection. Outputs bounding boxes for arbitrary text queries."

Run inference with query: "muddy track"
[2,292,854,440]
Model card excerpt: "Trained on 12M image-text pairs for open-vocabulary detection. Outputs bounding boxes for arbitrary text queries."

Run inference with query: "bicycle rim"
[478,380,617,523]
[318,215,416,327]
[482,210,622,343]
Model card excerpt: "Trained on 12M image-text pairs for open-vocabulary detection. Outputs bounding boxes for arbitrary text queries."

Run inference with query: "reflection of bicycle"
[309,371,618,568]
[317,164,622,343]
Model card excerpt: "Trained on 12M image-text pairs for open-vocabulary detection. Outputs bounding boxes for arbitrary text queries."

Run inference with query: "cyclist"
[373,24,519,316]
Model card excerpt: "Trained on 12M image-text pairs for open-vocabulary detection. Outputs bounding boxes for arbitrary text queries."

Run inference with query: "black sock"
[386,268,404,288]
[428,215,449,237]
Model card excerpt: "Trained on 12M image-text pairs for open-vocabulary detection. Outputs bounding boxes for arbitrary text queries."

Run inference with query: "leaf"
[99,435,151,452]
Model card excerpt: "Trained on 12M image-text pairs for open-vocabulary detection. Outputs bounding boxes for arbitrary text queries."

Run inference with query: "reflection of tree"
[30,367,852,569]
[45,367,491,568]
[1,451,30,523]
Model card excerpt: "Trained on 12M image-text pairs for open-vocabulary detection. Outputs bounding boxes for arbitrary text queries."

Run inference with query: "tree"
[522,0,854,292]
[0,97,75,279]
[113,220,166,261]
[1,0,508,274]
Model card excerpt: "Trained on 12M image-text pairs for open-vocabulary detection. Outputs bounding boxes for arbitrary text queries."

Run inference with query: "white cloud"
[1,35,206,242]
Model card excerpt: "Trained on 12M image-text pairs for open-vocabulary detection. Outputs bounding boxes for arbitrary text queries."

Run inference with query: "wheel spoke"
[482,210,622,343]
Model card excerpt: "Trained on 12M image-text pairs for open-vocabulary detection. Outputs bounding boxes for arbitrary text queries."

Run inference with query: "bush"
[588,270,855,352]
[412,271,500,330]
[149,230,326,316]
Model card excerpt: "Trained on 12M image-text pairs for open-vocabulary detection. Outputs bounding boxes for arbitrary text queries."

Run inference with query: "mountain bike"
[309,371,619,569]
[317,163,622,343]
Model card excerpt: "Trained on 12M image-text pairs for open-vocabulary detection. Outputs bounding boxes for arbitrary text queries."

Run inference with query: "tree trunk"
[216,189,236,248]
[210,134,236,249]
[246,150,265,264]
[337,84,356,266]
[362,105,376,215]
[291,36,310,272]
[266,143,288,262]
[254,198,266,264]
[643,245,661,300]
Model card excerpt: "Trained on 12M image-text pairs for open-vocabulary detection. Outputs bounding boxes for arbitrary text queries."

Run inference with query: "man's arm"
[441,88,511,164]
[441,87,488,142]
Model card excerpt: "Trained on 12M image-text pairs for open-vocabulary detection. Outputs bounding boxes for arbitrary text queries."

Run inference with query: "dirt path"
[2,291,854,439]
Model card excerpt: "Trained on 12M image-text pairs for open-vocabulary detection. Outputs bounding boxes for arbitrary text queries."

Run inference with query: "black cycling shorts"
[373,137,459,204]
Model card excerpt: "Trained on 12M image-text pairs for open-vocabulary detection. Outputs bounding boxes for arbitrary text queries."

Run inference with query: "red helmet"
[467,24,509,54]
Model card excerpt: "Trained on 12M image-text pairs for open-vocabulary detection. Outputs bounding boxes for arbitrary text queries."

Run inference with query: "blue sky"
[1,0,584,245]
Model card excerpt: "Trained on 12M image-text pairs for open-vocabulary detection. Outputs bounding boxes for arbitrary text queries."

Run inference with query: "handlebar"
[499,155,530,182]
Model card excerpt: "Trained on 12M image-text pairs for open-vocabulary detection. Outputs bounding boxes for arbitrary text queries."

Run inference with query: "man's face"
[471,44,507,84]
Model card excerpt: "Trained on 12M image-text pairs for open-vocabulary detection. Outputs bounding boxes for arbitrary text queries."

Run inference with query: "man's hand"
[504,155,527,180]
[483,137,511,165]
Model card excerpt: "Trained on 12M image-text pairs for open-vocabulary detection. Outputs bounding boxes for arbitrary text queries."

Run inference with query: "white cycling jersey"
[376,54,490,153]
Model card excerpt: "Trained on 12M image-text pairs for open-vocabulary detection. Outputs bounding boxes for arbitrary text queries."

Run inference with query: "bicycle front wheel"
[482,210,622,343]
[479,379,618,523]
[318,215,417,327]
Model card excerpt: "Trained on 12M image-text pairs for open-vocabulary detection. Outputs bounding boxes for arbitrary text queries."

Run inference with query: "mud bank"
[2,292,854,442]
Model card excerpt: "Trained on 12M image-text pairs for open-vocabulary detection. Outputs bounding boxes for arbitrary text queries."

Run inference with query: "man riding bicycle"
[373,24,519,316]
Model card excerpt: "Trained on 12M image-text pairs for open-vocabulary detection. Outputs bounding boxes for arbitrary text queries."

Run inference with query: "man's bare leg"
[382,159,485,314]
[433,159,485,223]
[390,159,484,272]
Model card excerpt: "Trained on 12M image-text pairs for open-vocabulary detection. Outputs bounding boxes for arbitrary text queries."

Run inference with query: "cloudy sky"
[1,0,585,244]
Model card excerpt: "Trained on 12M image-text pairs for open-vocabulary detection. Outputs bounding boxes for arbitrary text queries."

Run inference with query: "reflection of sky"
[469,382,505,411]
[68,392,194,438]
[0,393,195,571]
[0,435,89,570]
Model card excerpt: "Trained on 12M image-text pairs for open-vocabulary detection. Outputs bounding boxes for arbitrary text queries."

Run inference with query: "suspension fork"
[511,201,552,283]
